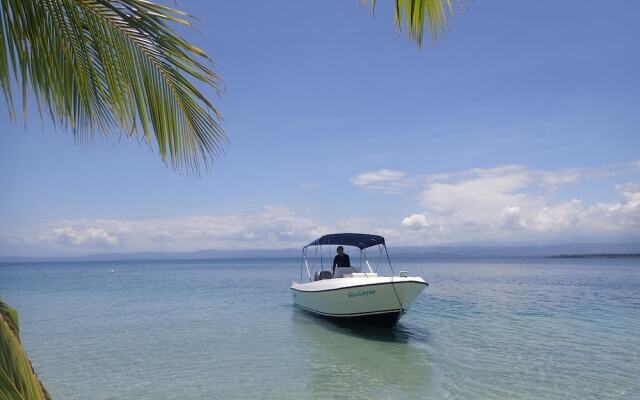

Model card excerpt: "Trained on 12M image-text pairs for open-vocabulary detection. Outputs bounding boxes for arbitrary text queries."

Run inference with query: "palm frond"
[0,0,223,173]
[1,301,52,400]
[364,0,456,47]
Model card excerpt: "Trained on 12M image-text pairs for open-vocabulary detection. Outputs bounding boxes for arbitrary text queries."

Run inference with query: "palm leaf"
[0,0,222,173]
[365,0,456,47]
[1,301,52,400]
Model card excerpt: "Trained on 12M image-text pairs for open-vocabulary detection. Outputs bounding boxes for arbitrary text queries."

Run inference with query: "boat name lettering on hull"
[347,289,376,298]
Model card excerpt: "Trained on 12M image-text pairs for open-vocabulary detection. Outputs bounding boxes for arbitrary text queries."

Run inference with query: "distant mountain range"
[2,242,639,263]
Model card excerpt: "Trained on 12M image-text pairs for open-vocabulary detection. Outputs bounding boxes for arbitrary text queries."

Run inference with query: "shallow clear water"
[1,258,639,400]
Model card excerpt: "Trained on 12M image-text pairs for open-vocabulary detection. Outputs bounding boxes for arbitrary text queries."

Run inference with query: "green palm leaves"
[368,0,454,46]
[0,0,222,172]
[1,301,52,400]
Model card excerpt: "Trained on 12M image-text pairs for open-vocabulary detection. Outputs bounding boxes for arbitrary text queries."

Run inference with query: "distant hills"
[1,242,640,263]
[550,253,640,259]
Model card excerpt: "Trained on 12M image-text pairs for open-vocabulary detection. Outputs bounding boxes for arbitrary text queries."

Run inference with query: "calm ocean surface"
[1,257,639,400]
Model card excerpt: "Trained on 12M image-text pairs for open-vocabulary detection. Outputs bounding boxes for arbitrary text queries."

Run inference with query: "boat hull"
[291,277,427,327]
[294,304,402,327]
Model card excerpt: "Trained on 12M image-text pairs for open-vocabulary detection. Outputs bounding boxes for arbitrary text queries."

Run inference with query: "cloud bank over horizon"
[1,161,638,257]
[359,162,640,243]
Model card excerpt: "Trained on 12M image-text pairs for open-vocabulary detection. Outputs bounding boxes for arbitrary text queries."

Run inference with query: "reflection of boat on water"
[291,308,432,397]
[291,233,428,327]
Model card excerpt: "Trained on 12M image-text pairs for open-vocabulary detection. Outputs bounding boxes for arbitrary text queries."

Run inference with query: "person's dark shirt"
[333,254,351,272]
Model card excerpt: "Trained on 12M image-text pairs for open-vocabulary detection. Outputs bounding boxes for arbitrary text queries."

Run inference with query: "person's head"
[337,246,344,255]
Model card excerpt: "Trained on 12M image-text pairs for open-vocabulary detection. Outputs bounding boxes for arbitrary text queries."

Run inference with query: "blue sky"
[1,0,639,256]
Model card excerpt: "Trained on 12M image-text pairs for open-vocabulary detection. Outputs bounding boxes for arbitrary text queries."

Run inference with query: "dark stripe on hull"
[295,304,402,327]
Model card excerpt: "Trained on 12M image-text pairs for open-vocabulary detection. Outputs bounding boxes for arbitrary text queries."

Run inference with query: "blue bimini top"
[304,233,385,250]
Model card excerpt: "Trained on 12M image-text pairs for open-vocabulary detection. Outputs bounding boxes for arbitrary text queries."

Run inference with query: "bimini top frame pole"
[304,250,311,280]
[361,248,374,273]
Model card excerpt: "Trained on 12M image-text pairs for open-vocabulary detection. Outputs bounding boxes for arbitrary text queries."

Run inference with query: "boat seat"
[333,267,354,278]
[314,270,333,281]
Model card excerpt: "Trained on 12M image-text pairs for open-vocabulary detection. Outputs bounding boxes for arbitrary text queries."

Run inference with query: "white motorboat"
[291,233,428,327]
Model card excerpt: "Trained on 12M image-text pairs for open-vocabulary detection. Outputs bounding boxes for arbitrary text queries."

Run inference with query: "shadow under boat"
[292,306,430,344]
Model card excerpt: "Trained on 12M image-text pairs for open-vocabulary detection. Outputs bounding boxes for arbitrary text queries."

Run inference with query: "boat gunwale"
[290,279,427,293]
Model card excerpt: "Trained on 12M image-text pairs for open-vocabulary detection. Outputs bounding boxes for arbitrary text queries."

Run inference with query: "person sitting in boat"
[332,246,352,277]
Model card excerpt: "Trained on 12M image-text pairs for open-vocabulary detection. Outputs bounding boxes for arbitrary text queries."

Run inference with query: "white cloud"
[497,206,527,230]
[5,207,331,255]
[348,161,640,244]
[351,169,410,194]
[420,166,541,221]
[397,162,640,242]
[533,199,584,232]
[50,227,120,247]
[424,162,639,187]
[401,214,431,230]
[1,207,409,256]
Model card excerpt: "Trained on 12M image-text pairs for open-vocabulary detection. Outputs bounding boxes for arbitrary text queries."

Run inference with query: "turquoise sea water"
[1,258,639,400]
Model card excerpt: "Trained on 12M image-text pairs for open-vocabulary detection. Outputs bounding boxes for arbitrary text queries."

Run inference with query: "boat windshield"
[299,241,393,282]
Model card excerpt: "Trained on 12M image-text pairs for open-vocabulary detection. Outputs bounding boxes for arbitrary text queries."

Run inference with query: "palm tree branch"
[0,0,223,173]
[364,0,456,47]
